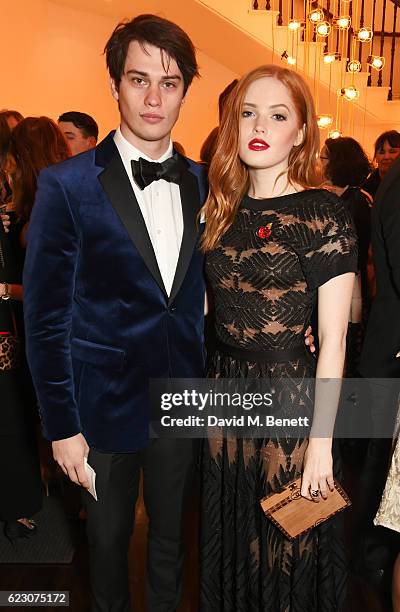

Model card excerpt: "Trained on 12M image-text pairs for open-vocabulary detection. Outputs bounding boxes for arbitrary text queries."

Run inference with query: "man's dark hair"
[324,137,371,187]
[58,111,99,140]
[104,14,199,95]
[218,79,238,121]
[374,130,400,157]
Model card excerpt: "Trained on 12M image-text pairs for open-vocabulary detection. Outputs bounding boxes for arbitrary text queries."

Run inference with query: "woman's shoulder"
[292,188,350,221]
[297,187,342,205]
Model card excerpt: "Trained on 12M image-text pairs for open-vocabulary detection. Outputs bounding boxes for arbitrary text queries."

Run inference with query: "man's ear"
[88,136,97,149]
[294,124,306,147]
[110,78,119,101]
[181,94,186,106]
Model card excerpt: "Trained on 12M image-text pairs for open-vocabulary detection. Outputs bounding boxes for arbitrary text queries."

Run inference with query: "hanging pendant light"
[338,86,360,101]
[288,19,304,32]
[308,8,325,23]
[317,114,334,129]
[347,59,362,73]
[356,27,373,42]
[367,55,385,70]
[334,16,351,30]
[323,51,341,64]
[281,50,297,66]
[328,129,342,139]
[316,21,331,37]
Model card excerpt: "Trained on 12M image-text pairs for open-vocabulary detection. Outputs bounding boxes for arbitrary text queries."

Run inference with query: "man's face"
[58,121,96,156]
[110,40,185,157]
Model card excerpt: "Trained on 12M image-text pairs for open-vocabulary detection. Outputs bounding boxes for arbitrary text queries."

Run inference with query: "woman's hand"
[304,326,315,353]
[301,438,334,502]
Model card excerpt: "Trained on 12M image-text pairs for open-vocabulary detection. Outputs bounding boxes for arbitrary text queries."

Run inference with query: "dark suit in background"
[357,156,400,585]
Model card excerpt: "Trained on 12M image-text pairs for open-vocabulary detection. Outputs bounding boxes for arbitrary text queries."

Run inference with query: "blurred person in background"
[199,79,238,166]
[363,130,400,199]
[358,155,400,593]
[0,116,69,543]
[0,109,24,131]
[58,111,98,156]
[9,117,70,245]
[0,110,23,208]
[320,136,372,375]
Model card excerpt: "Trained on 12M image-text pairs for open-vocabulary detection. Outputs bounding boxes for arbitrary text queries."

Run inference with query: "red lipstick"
[248,138,269,151]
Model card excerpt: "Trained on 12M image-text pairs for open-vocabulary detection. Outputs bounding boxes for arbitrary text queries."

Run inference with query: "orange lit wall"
[2,0,238,159]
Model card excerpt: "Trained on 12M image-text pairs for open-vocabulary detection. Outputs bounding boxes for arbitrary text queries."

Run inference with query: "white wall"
[1,0,238,159]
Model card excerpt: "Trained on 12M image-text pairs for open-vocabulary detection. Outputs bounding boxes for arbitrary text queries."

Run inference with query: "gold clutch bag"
[260,478,351,540]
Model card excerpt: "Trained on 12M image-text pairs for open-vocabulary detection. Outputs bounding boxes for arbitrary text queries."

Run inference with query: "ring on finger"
[310,489,319,498]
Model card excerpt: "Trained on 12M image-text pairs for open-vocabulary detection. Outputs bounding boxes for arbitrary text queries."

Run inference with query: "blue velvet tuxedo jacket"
[23,132,207,452]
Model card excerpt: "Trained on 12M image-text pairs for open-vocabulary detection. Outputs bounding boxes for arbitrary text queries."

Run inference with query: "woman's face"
[239,76,304,175]
[375,139,400,177]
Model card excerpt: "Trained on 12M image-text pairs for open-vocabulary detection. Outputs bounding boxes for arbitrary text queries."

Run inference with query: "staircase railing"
[252,0,399,100]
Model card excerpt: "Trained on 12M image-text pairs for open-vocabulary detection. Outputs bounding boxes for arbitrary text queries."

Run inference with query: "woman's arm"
[350,272,362,323]
[301,272,355,501]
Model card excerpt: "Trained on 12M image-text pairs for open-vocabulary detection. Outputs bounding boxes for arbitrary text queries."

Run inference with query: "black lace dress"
[200,189,358,612]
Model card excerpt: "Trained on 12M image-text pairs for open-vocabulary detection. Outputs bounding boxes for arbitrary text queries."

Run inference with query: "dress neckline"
[242,189,326,210]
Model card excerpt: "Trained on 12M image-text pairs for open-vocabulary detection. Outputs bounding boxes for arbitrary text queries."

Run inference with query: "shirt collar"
[114,127,173,164]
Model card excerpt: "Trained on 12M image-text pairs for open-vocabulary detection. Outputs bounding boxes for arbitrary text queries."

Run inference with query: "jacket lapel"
[168,164,202,306]
[95,133,167,296]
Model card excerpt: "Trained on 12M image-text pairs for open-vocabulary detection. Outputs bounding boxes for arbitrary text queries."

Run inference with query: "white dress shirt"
[113,127,183,296]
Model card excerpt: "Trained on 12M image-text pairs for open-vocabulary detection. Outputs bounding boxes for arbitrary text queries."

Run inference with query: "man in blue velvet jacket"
[23,15,207,612]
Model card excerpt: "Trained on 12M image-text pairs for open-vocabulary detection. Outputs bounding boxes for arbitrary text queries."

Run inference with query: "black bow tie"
[131,154,184,190]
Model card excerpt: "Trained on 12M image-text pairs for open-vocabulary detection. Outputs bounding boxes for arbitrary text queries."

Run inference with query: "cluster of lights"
[281,50,296,66]
[317,114,334,129]
[338,86,360,101]
[347,59,362,73]
[299,7,382,137]
[367,55,385,71]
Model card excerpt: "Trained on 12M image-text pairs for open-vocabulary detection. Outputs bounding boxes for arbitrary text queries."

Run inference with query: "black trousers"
[83,438,196,612]
[354,379,400,580]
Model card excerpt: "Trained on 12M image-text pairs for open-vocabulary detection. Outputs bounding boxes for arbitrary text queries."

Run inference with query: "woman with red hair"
[200,65,357,610]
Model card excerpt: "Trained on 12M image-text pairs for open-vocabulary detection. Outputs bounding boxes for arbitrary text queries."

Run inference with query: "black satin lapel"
[169,169,201,305]
[98,154,167,296]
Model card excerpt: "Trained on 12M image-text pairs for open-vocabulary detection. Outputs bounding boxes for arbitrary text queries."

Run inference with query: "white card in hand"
[84,457,98,501]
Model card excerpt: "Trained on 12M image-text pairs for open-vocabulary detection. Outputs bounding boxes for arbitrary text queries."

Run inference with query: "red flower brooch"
[257,223,273,239]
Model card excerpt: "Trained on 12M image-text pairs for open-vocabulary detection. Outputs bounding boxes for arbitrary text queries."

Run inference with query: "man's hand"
[304,326,316,353]
[52,433,90,488]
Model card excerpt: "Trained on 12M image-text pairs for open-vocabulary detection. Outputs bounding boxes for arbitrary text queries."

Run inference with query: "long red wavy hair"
[9,116,70,222]
[200,65,320,251]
